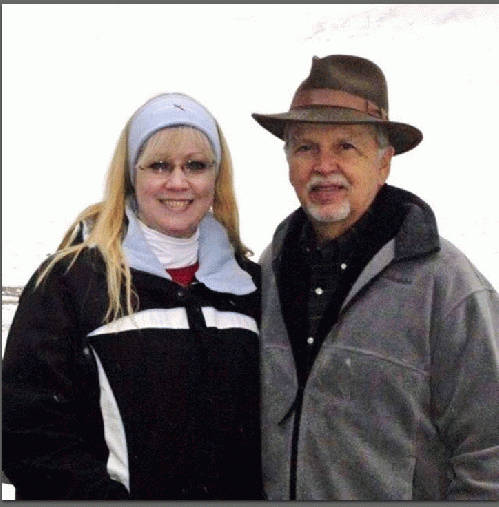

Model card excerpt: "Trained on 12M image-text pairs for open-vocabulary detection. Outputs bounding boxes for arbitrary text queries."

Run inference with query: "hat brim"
[252,107,422,155]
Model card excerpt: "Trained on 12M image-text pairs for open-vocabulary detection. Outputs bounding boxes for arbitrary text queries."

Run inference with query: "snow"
[3,4,498,290]
[2,304,17,357]
[2,484,15,501]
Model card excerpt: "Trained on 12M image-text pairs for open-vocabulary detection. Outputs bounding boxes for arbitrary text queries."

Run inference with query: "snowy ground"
[2,297,18,356]
[2,482,15,500]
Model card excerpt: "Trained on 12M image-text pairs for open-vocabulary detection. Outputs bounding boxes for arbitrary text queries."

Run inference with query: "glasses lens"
[139,159,214,178]
[185,160,212,173]
[146,161,172,174]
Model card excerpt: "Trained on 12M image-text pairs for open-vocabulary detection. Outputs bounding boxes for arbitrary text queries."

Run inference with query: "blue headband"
[127,93,222,185]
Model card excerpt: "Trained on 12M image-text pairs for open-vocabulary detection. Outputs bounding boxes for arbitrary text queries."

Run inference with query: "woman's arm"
[2,259,130,500]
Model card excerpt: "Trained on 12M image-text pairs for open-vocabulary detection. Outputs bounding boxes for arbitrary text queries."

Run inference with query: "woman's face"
[134,127,217,238]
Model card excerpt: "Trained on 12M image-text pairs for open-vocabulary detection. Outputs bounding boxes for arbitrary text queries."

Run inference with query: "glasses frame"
[136,159,217,180]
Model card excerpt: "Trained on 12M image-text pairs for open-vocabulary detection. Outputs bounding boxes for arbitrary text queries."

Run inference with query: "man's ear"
[379,146,394,184]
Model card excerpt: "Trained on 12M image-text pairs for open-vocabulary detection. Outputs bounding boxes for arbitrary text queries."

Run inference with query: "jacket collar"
[123,198,256,295]
[271,184,440,273]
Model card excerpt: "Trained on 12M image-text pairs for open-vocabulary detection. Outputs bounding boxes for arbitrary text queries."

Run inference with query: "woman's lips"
[158,198,193,212]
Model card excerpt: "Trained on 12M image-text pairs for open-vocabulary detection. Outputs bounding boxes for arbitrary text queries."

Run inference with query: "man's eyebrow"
[289,132,312,144]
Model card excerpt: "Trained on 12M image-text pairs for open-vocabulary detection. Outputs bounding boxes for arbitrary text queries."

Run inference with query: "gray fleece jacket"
[260,185,499,500]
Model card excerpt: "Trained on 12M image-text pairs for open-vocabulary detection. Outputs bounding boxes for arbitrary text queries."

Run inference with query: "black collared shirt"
[277,185,409,386]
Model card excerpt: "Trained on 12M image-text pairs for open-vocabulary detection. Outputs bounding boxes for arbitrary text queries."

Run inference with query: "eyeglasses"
[136,159,216,179]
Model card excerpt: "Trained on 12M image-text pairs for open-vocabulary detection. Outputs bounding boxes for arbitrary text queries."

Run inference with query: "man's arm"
[431,288,499,500]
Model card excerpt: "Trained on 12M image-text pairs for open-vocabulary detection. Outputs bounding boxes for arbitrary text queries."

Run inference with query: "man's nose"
[314,150,340,173]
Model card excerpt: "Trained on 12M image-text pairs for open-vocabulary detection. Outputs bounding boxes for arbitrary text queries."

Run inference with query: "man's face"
[286,123,394,242]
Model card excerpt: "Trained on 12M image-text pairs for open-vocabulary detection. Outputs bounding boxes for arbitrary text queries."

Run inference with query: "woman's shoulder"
[27,244,105,301]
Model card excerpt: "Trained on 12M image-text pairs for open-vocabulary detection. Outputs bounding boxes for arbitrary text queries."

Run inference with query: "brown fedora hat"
[252,55,422,155]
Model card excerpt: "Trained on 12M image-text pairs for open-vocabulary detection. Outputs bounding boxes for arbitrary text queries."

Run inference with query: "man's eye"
[340,142,355,150]
[148,161,170,173]
[295,144,312,153]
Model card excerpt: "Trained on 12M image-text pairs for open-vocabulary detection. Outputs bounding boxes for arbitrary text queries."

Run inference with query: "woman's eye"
[149,161,170,173]
[185,160,209,172]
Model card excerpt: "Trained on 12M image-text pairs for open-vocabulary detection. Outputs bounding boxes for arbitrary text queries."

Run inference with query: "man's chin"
[305,202,351,223]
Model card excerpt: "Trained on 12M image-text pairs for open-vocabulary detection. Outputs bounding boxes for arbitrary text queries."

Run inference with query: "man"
[252,54,499,500]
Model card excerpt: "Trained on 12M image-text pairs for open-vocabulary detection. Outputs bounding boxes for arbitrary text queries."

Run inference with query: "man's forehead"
[287,122,375,140]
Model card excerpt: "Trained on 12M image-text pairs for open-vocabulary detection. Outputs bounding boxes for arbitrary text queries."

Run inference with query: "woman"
[2,93,263,499]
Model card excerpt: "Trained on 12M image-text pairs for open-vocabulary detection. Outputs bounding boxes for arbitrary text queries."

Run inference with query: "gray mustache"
[306,175,351,191]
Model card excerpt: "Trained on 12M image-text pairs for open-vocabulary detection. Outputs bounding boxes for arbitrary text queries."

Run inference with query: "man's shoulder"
[396,236,497,304]
[435,237,496,292]
[259,208,304,266]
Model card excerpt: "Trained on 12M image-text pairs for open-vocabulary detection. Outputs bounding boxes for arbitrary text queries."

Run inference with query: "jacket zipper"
[278,383,305,500]
[289,386,304,499]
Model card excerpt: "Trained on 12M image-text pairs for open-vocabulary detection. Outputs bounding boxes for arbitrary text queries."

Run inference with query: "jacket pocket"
[303,346,426,499]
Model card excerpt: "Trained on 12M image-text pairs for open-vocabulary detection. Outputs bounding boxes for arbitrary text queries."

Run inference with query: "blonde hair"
[37,111,251,323]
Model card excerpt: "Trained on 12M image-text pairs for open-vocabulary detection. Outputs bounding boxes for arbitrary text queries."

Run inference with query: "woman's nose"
[165,166,189,189]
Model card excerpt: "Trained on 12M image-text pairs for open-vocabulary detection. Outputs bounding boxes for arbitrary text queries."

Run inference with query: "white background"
[3,4,499,289]
[2,4,499,497]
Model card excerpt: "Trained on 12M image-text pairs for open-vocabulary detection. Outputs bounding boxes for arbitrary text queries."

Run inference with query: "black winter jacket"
[3,209,263,500]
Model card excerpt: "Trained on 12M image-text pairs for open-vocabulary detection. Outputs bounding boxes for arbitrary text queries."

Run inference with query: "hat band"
[291,89,388,120]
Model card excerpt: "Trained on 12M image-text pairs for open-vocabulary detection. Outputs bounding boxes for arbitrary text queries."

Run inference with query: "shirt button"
[340,263,347,270]
[307,336,314,345]
[314,287,323,295]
